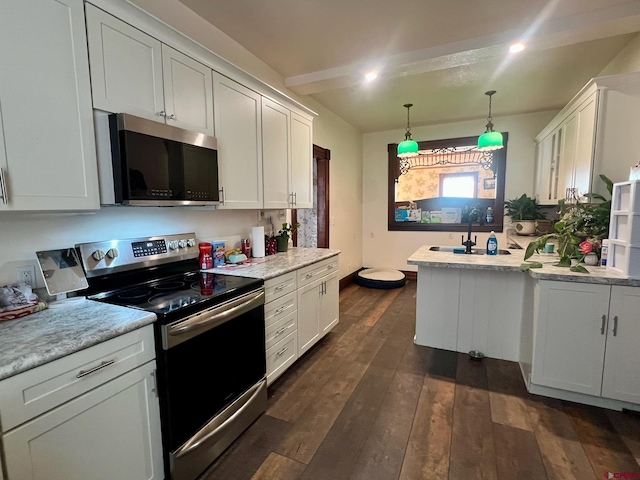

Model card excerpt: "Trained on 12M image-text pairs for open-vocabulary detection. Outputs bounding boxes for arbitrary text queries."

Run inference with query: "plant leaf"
[520,261,543,272]
[554,256,572,267]
[570,264,589,274]
[524,242,538,260]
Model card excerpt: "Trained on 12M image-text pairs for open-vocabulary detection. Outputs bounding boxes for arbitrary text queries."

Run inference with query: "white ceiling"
[178,0,640,133]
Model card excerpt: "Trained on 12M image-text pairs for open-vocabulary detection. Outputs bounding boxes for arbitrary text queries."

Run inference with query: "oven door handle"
[164,288,264,349]
[174,378,266,459]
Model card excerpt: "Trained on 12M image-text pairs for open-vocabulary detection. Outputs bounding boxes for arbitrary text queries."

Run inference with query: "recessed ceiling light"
[364,71,378,82]
[509,43,525,53]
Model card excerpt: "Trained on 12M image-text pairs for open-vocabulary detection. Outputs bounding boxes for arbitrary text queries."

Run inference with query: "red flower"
[579,241,593,254]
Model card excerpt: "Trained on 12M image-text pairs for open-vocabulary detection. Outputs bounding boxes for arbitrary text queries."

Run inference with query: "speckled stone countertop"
[407,245,640,286]
[0,299,156,381]
[203,247,341,280]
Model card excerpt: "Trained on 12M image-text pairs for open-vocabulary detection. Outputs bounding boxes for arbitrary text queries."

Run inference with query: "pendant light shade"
[397,103,419,158]
[478,91,503,151]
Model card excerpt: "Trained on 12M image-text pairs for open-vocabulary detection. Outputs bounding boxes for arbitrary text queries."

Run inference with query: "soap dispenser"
[486,231,498,255]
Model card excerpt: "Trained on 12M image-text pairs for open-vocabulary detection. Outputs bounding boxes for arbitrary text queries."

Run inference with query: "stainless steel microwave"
[109,113,219,206]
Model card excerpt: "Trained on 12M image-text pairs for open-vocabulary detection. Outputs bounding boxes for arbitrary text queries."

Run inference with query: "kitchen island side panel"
[415,266,460,350]
[457,270,524,361]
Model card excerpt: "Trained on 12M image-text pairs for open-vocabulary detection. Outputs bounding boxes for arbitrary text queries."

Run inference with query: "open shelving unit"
[608,180,640,278]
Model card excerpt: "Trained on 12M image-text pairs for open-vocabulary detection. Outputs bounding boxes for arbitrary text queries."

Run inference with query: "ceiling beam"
[285,1,640,95]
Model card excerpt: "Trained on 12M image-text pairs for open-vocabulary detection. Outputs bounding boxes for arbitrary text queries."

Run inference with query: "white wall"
[0,0,365,287]
[599,33,640,76]
[362,110,558,272]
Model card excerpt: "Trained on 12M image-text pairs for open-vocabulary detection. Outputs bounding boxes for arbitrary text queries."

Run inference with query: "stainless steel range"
[77,233,266,480]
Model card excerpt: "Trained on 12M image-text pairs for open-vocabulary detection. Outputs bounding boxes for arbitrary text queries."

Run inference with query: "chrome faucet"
[461,207,484,254]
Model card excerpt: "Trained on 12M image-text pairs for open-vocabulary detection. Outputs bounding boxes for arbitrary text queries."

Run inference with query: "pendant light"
[477,90,504,151]
[397,103,419,158]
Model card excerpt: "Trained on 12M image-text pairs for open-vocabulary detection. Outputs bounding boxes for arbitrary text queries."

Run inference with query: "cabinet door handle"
[275,326,288,336]
[0,168,7,204]
[168,113,176,120]
[157,110,167,117]
[601,315,607,335]
[612,316,618,336]
[305,272,315,279]
[274,305,287,315]
[276,346,288,357]
[326,264,336,270]
[77,359,115,378]
[151,369,158,397]
[219,186,225,205]
[275,284,287,291]
[293,192,297,206]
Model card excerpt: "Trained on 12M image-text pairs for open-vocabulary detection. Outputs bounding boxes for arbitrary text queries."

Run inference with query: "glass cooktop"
[90,270,262,318]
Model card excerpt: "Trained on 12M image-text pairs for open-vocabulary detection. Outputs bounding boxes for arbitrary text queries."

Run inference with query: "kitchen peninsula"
[408,245,640,411]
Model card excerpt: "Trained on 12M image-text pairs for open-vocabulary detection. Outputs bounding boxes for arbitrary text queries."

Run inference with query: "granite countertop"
[203,247,341,280]
[0,299,156,381]
[407,245,640,286]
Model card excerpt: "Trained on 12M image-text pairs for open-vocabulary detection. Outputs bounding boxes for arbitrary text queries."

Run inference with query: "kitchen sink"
[429,246,512,255]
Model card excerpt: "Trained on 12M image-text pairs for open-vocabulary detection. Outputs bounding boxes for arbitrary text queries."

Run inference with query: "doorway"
[293,145,330,248]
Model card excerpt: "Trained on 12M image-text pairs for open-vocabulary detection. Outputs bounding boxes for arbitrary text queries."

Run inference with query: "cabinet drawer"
[264,272,296,303]
[266,331,297,386]
[265,292,297,328]
[297,257,339,288]
[265,311,297,351]
[0,325,155,432]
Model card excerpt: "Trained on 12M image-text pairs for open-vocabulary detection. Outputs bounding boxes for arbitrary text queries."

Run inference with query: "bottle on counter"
[198,243,213,269]
[600,239,609,266]
[486,231,498,255]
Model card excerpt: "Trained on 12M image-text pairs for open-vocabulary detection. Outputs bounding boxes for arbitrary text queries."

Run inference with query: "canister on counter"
[212,241,226,267]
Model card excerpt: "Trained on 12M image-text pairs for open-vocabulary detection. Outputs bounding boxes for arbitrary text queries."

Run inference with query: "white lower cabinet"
[3,362,162,480]
[264,274,298,386]
[0,326,164,480]
[531,281,640,403]
[263,256,340,383]
[297,258,339,356]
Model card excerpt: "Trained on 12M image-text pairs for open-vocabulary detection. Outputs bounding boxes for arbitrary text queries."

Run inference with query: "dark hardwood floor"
[202,281,640,480]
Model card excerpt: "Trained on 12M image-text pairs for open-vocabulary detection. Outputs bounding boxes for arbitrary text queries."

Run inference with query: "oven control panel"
[77,233,199,277]
[132,239,167,257]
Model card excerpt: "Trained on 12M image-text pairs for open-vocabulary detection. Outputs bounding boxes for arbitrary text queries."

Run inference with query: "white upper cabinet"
[86,5,214,137]
[262,98,291,209]
[213,72,263,209]
[290,113,314,209]
[536,72,640,202]
[0,0,99,211]
[161,45,214,136]
[86,4,164,122]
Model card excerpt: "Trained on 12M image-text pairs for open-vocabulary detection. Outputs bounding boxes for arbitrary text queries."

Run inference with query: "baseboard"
[339,268,364,290]
[402,270,417,281]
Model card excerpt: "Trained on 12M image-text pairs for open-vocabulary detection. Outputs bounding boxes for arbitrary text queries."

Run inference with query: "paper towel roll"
[252,226,265,258]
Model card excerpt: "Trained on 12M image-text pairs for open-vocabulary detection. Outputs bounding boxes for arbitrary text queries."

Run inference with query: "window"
[440,172,478,198]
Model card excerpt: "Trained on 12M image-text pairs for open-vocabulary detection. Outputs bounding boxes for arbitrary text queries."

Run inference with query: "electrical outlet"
[257,210,265,222]
[370,232,374,238]
[448,233,453,239]
[16,265,36,287]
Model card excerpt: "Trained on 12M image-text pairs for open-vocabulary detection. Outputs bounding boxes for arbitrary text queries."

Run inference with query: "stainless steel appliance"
[109,113,220,206]
[77,233,266,480]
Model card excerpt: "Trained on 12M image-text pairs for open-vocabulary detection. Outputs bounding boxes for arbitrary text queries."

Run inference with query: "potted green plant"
[521,174,613,273]
[275,222,299,252]
[504,194,545,235]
